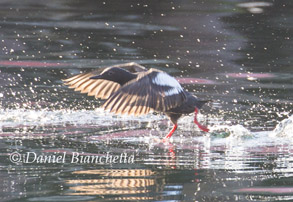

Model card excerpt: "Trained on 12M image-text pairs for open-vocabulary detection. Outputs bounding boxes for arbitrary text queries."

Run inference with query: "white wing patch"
[152,72,183,96]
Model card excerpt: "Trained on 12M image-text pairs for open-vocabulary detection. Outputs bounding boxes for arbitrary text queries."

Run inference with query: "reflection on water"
[67,169,157,199]
[0,0,293,201]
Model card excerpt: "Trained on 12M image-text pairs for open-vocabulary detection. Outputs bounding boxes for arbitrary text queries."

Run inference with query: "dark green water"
[0,0,293,201]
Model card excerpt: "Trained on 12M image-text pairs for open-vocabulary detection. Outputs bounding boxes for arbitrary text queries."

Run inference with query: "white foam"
[0,108,160,129]
[270,115,293,137]
[1,107,291,141]
[210,124,253,139]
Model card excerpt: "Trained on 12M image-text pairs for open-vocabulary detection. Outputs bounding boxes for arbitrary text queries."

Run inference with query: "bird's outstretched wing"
[63,62,146,99]
[103,69,187,115]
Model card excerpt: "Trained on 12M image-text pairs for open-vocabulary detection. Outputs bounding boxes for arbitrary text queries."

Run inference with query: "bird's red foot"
[194,108,209,132]
[164,124,178,139]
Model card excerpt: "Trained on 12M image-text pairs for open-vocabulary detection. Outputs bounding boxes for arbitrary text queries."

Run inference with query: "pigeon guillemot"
[63,62,209,138]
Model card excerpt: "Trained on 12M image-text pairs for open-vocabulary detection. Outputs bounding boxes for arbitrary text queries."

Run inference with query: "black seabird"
[63,62,209,138]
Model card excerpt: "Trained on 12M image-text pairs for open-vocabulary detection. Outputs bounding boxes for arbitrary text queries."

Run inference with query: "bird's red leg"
[194,108,209,132]
[164,124,178,139]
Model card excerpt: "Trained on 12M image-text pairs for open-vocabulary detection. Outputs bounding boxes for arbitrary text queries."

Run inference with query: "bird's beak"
[90,75,102,79]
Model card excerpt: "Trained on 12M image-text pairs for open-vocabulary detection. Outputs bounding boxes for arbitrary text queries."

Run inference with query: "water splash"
[0,108,161,128]
[1,108,292,140]
[270,115,293,137]
[210,124,253,139]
